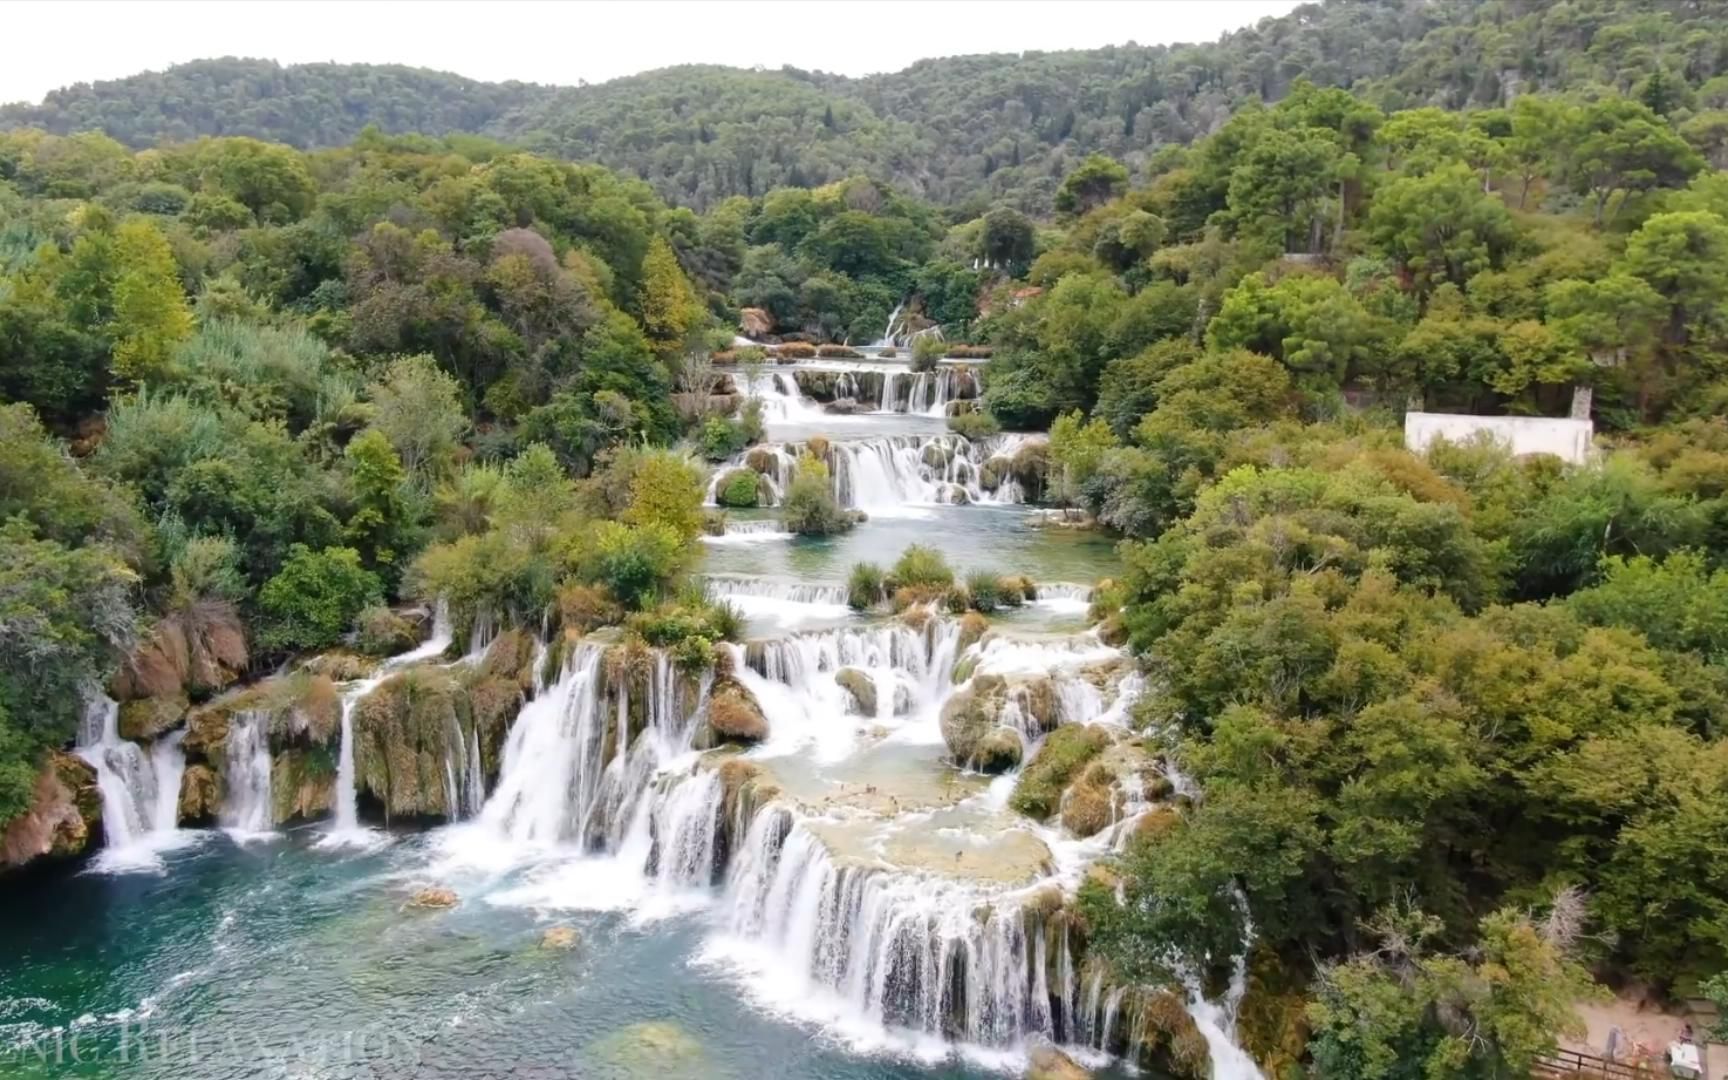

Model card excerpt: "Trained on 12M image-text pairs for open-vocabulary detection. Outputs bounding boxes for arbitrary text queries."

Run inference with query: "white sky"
[2,0,1303,105]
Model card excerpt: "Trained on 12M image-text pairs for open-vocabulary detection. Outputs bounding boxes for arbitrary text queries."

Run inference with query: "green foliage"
[1010,725,1109,819]
[847,562,885,611]
[257,544,382,654]
[890,544,953,590]
[366,354,467,486]
[580,520,685,610]
[715,469,761,509]
[910,334,944,372]
[780,454,853,537]
[963,570,1002,614]
[947,410,1001,441]
[699,416,748,462]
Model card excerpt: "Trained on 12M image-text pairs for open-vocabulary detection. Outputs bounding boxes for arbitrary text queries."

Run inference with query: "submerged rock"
[404,886,458,909]
[540,925,580,950]
[834,668,877,715]
[588,1020,707,1076]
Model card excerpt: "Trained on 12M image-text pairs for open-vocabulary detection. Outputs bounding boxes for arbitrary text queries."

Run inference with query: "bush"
[580,520,685,609]
[892,544,954,590]
[817,345,862,359]
[945,344,993,359]
[628,595,744,650]
[356,605,421,656]
[717,469,761,508]
[699,416,747,462]
[258,544,382,654]
[781,454,855,537]
[738,397,766,445]
[911,335,945,372]
[943,587,971,614]
[848,562,886,611]
[702,509,728,536]
[948,411,1002,441]
[965,570,1003,613]
[775,342,816,360]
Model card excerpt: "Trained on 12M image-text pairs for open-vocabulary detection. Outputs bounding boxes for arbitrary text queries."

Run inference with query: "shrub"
[580,520,685,609]
[965,570,1002,613]
[558,582,623,633]
[717,469,761,508]
[848,562,886,611]
[911,335,945,372]
[1010,725,1110,819]
[945,344,993,359]
[702,509,728,536]
[699,416,747,462]
[775,342,816,360]
[355,605,421,656]
[943,587,971,614]
[948,411,1002,441]
[781,454,854,537]
[816,345,862,359]
[892,544,954,590]
[738,397,766,445]
[258,544,382,654]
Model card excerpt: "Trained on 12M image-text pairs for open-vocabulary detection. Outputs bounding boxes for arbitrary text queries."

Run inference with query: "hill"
[4,1,1725,209]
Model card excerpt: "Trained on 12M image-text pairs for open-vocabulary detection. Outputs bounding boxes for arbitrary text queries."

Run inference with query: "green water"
[0,833,1133,1078]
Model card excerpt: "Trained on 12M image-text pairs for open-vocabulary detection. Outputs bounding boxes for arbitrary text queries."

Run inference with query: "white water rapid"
[218,710,273,838]
[708,433,1039,514]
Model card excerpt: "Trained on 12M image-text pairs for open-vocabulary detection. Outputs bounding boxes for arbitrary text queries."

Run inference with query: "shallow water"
[0,833,1137,1078]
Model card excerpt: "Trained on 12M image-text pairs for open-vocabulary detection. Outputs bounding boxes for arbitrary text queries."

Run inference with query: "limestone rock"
[118,693,189,741]
[0,752,99,868]
[271,747,336,824]
[824,397,864,415]
[178,763,220,824]
[354,668,473,820]
[941,674,1006,764]
[405,886,458,909]
[356,607,422,656]
[301,652,377,682]
[112,604,248,701]
[1027,1042,1090,1080]
[480,629,538,694]
[705,680,768,744]
[834,668,877,716]
[977,727,1023,773]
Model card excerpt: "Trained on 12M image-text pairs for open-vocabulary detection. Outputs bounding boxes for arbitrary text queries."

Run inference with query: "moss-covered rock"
[1237,944,1310,1078]
[977,727,1023,772]
[1011,725,1109,820]
[480,629,538,694]
[956,611,990,654]
[353,668,473,821]
[704,679,767,744]
[183,672,341,765]
[271,746,337,824]
[834,668,877,715]
[1059,763,1117,838]
[118,693,189,741]
[1028,1043,1090,1080]
[178,763,220,824]
[1125,988,1212,1079]
[745,447,781,475]
[356,606,422,656]
[0,752,99,868]
[941,674,1007,764]
[301,652,378,682]
[463,675,523,783]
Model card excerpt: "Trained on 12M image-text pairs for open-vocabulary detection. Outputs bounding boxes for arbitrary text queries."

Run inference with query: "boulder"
[353,668,474,820]
[178,763,220,824]
[739,307,773,338]
[0,752,99,868]
[1010,725,1110,820]
[941,674,1007,763]
[824,397,863,415]
[1027,1043,1090,1080]
[356,607,422,656]
[834,668,877,716]
[481,629,538,692]
[1059,761,1117,838]
[704,680,768,744]
[118,693,189,741]
[745,447,782,476]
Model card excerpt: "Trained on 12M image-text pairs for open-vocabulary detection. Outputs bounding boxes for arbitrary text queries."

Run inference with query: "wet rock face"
[177,763,220,824]
[940,674,1007,764]
[0,753,99,868]
[834,667,877,715]
[353,668,473,820]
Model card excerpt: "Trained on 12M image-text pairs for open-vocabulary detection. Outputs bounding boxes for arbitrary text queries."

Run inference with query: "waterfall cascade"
[707,433,1038,513]
[437,590,1261,1075]
[75,696,189,867]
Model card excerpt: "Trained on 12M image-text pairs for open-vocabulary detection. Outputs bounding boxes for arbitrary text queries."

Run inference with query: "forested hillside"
[8,0,1728,209]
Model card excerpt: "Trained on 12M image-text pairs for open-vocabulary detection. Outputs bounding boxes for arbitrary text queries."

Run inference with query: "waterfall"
[744,370,828,423]
[702,518,795,545]
[219,711,273,837]
[478,644,607,846]
[870,303,904,348]
[708,434,1038,513]
[75,696,189,869]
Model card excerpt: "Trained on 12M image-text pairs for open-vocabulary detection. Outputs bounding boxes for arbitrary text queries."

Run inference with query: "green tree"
[1054,154,1129,216]
[257,544,383,653]
[366,354,468,485]
[1366,162,1515,301]
[637,235,704,360]
[343,429,415,586]
[109,218,194,385]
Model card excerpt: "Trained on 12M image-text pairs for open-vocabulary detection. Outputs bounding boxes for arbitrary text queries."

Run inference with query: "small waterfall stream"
[75,696,189,868]
[219,711,273,836]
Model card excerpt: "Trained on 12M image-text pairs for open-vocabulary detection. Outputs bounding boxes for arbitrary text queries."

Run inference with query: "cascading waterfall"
[870,302,905,348]
[703,576,849,607]
[75,696,188,863]
[743,370,828,423]
[219,711,273,836]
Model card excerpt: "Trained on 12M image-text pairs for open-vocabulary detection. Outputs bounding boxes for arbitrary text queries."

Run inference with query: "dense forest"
[7,0,1728,1074]
[9,0,1728,210]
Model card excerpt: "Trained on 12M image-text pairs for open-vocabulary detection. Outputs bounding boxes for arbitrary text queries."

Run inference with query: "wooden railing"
[1533,1048,1660,1079]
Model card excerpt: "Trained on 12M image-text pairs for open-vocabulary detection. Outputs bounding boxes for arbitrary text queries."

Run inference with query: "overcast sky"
[2,0,1303,105]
